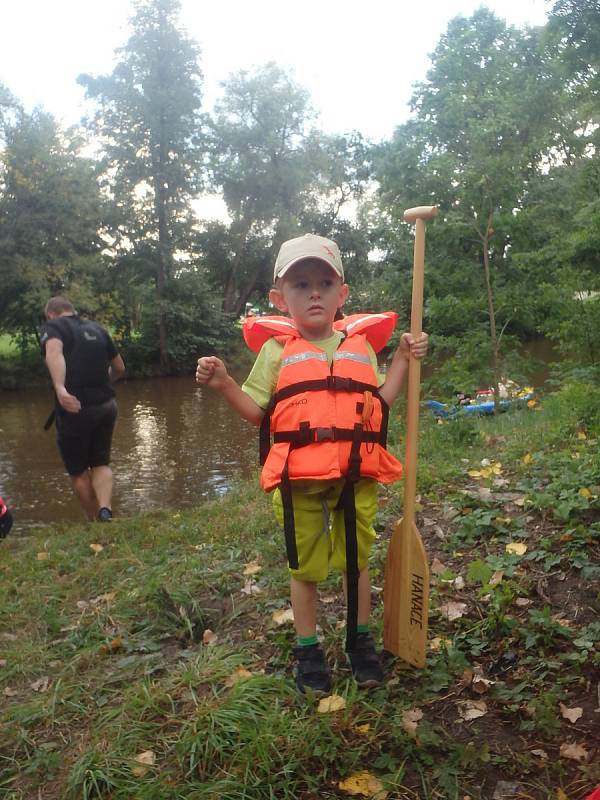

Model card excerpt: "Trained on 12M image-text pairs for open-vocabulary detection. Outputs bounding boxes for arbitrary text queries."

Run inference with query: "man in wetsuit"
[40,297,125,522]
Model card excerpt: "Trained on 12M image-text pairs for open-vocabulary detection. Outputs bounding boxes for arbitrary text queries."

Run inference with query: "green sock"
[357,624,369,634]
[297,634,319,647]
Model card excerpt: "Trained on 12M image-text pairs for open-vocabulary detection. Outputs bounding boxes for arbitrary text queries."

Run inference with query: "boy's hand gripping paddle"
[383,205,437,668]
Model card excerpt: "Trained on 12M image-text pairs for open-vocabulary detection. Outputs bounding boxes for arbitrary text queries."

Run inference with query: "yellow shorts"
[272,478,378,582]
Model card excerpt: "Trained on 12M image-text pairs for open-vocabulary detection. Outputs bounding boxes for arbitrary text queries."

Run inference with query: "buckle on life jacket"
[314,426,335,442]
[327,375,352,392]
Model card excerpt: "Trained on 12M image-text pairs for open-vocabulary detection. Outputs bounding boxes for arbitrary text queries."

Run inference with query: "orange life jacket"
[243,313,403,492]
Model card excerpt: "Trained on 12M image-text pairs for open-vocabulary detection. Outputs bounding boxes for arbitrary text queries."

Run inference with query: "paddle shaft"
[403,217,426,529]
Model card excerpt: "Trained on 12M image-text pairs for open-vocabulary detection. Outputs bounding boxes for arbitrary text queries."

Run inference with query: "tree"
[204,63,372,316]
[376,9,571,405]
[78,0,204,368]
[0,111,107,346]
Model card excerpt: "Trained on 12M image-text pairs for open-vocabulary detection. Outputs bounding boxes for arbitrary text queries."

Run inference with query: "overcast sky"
[2,0,552,143]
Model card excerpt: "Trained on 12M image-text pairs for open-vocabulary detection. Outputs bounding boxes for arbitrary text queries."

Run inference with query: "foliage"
[78,0,204,369]
[0,110,108,346]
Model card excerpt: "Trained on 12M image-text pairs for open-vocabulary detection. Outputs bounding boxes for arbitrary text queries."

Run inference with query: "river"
[0,375,258,534]
[0,338,561,535]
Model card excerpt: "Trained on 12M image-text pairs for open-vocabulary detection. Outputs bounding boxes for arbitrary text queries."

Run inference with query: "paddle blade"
[383,517,430,667]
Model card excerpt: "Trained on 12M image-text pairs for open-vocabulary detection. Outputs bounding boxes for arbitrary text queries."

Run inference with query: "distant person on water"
[196,233,428,694]
[40,297,125,522]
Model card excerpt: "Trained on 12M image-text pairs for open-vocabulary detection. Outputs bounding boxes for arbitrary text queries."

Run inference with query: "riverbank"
[1,382,599,799]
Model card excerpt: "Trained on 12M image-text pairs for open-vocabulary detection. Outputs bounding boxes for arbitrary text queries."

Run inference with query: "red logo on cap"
[323,245,336,260]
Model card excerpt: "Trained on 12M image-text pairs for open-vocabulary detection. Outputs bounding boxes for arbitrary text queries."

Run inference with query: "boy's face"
[269,258,348,341]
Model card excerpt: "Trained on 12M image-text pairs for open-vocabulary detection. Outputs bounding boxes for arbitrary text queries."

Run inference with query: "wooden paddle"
[383,204,437,668]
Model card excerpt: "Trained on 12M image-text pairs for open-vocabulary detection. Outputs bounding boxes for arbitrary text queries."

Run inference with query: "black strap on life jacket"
[337,422,364,651]
[280,460,299,570]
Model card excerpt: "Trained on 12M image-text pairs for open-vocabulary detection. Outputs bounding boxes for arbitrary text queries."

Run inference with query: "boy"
[196,233,427,693]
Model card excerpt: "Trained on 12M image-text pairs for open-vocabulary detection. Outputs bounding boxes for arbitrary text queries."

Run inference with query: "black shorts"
[56,399,118,476]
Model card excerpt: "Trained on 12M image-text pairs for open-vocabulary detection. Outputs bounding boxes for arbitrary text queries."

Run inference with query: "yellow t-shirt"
[241,330,383,410]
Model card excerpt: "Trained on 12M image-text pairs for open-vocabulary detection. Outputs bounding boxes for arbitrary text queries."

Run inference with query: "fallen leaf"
[430,636,452,651]
[472,676,495,694]
[338,770,387,798]
[457,699,488,720]
[224,667,253,687]
[577,431,587,440]
[131,749,155,777]
[556,790,568,800]
[440,601,468,621]
[272,608,295,626]
[453,576,465,590]
[355,723,370,734]
[578,487,592,499]
[30,676,50,693]
[492,781,522,799]
[321,595,336,603]
[36,551,50,561]
[505,542,527,555]
[317,694,346,713]
[92,592,117,604]
[401,707,423,737]
[522,453,533,464]
[559,742,588,762]
[530,748,548,759]
[243,560,262,576]
[0,659,6,667]
[489,570,504,586]
[202,629,218,645]
[89,543,104,555]
[559,703,584,723]
[3,687,18,697]
[430,557,447,574]
[468,470,483,479]
[240,580,263,596]
[515,597,532,607]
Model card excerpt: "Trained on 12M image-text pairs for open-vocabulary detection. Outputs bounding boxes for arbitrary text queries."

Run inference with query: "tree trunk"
[222,211,254,314]
[154,115,171,372]
[481,214,501,413]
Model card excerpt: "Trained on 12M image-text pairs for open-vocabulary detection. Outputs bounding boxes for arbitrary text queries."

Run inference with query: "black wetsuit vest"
[41,316,117,408]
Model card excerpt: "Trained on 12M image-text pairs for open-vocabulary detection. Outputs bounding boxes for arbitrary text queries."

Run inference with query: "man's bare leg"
[90,465,113,512]
[70,471,98,521]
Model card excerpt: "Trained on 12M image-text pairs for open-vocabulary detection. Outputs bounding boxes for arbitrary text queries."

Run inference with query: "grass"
[1,383,599,799]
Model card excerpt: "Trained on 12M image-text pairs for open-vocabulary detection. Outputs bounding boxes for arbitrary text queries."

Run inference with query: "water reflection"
[0,376,258,534]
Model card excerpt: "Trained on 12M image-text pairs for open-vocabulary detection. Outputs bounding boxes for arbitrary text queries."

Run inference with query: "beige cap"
[274,233,344,282]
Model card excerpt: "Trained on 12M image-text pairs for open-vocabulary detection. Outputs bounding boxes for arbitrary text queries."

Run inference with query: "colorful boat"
[425,387,535,419]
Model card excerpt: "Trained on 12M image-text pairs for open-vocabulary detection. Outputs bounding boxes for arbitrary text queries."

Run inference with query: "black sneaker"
[347,632,384,688]
[293,644,332,695]
[97,507,113,522]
